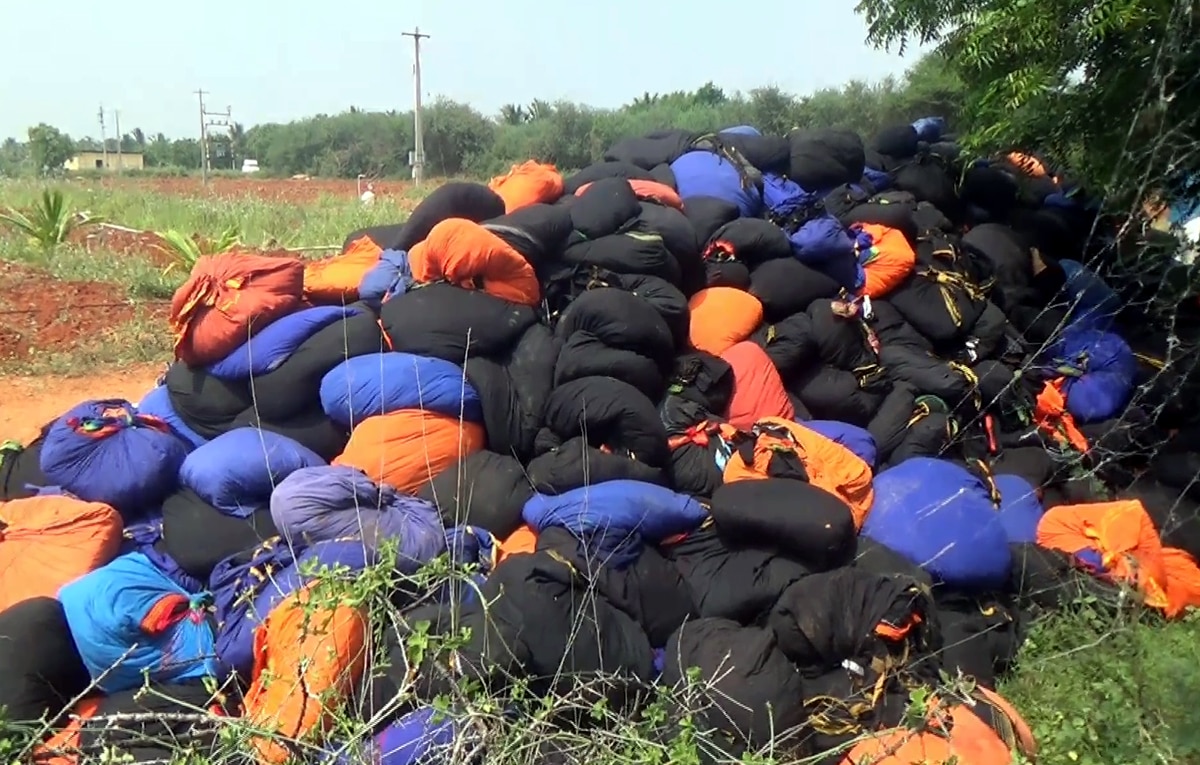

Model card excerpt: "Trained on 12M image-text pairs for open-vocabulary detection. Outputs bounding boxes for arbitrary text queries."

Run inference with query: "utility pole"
[402,27,430,187]
[195,89,208,184]
[114,109,123,172]
[98,105,108,169]
[194,89,233,184]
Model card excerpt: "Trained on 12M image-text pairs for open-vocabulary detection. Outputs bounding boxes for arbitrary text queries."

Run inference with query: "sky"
[0,0,926,142]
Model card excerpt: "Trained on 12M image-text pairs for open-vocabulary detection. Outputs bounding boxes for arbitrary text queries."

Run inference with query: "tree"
[499,104,528,125]
[853,0,1200,200]
[26,123,74,174]
[1,51,969,179]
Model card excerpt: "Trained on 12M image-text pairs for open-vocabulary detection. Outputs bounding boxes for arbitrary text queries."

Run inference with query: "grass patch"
[0,180,419,248]
[1001,603,1200,764]
[0,240,183,300]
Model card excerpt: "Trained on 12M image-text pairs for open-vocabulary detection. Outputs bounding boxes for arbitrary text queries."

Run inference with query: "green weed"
[0,189,104,248]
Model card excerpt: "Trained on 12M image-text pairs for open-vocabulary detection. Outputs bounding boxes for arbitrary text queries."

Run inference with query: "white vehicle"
[241,159,260,174]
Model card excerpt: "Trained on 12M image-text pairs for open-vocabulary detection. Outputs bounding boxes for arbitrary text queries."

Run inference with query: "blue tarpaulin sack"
[207,305,361,381]
[58,551,217,693]
[209,538,297,681]
[179,427,325,519]
[761,174,857,278]
[993,474,1045,544]
[862,167,893,191]
[359,249,413,304]
[800,420,878,468]
[1047,326,1138,423]
[522,480,708,569]
[911,116,946,143]
[720,125,762,137]
[270,465,446,569]
[270,538,378,594]
[40,399,189,520]
[327,708,457,765]
[1060,260,1121,332]
[671,150,763,217]
[137,386,207,450]
[862,458,1012,589]
[319,352,483,429]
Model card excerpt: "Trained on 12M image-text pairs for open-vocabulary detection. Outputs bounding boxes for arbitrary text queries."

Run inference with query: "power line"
[402,27,431,187]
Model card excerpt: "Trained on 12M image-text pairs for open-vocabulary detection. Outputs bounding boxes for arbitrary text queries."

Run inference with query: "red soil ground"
[0,261,170,365]
[67,226,177,269]
[0,175,409,436]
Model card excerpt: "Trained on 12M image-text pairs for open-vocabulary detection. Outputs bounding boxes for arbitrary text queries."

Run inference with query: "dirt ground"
[0,261,171,363]
[0,364,164,445]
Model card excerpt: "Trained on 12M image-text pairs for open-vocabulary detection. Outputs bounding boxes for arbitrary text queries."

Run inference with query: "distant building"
[64,150,145,172]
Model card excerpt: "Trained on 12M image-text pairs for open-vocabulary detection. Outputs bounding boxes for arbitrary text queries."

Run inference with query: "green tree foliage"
[6,53,964,179]
[246,54,961,178]
[855,0,1200,200]
[0,138,29,177]
[26,123,74,175]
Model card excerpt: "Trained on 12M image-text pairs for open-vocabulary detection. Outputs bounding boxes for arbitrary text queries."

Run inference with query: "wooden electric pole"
[98,105,108,169]
[402,27,430,187]
[195,89,209,184]
[114,109,123,171]
[195,89,233,184]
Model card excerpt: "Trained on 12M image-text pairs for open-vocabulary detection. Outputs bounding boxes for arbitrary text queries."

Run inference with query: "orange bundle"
[303,235,384,305]
[333,410,486,494]
[244,585,368,764]
[488,160,564,212]
[688,287,763,356]
[408,218,540,306]
[0,495,122,611]
[169,252,304,366]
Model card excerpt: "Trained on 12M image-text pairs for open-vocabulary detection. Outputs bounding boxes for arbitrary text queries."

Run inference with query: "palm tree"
[631,92,661,110]
[499,104,528,125]
[526,99,552,122]
[229,122,246,168]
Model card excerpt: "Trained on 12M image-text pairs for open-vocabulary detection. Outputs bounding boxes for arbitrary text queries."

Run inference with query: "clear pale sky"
[0,0,925,142]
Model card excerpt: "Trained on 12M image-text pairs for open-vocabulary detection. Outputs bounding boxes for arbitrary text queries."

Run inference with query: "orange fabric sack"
[688,288,763,356]
[408,218,540,306]
[720,341,794,429]
[840,691,1031,765]
[720,417,875,529]
[497,524,538,563]
[857,223,916,298]
[977,685,1038,759]
[0,495,122,611]
[1008,151,1048,178]
[244,585,368,765]
[333,410,486,495]
[488,160,564,213]
[169,253,305,366]
[303,235,383,305]
[1036,499,1193,614]
[1034,378,1089,453]
[575,179,684,210]
[1160,547,1200,618]
[31,697,102,765]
